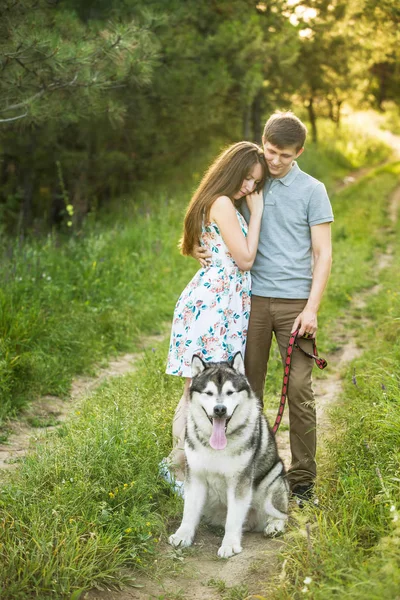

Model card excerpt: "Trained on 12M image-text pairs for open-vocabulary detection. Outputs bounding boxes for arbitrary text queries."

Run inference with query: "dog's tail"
[263,463,289,520]
[264,497,288,521]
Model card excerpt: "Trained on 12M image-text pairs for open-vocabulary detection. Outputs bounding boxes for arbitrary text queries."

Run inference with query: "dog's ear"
[231,352,245,375]
[191,354,207,377]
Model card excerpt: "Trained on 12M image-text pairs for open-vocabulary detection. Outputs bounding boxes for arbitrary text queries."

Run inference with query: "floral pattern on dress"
[166,211,251,377]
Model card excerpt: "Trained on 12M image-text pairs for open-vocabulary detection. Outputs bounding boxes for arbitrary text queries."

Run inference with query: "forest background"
[1,0,399,234]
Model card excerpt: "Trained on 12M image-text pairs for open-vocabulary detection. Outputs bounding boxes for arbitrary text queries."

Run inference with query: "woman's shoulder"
[210,195,235,218]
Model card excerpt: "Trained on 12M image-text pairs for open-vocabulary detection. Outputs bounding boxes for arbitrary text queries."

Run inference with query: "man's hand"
[192,244,212,268]
[291,307,318,339]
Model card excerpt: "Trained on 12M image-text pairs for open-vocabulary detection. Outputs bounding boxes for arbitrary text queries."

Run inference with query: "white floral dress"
[166,211,251,377]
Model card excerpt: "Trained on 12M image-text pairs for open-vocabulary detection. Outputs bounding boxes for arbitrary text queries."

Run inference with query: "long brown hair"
[180,141,267,256]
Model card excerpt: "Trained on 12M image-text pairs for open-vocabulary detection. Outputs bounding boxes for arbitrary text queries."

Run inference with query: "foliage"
[0,0,399,232]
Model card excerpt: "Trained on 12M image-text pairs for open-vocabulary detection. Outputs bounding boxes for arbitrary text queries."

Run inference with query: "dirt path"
[0,331,168,473]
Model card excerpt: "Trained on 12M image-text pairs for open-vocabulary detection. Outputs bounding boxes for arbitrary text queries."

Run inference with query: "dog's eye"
[226,390,234,396]
[206,391,213,396]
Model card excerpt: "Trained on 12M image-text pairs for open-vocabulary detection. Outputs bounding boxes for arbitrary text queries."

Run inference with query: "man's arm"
[192,244,212,267]
[291,222,332,337]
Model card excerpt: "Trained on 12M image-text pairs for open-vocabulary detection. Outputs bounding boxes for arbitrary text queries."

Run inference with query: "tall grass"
[298,120,392,192]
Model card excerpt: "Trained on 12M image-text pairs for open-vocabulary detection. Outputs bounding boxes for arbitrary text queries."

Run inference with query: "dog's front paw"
[264,518,285,537]
[168,528,194,548]
[217,543,242,558]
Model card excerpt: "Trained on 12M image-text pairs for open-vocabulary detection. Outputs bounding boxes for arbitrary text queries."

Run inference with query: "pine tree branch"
[0,89,46,113]
[0,112,27,122]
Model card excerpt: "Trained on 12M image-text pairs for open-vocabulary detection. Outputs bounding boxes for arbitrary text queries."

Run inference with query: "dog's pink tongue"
[210,418,227,450]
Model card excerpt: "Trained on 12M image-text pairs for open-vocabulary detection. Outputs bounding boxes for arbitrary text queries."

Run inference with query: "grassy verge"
[262,165,400,598]
[0,123,390,430]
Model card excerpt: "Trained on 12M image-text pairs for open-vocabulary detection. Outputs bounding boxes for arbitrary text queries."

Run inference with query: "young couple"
[165,111,334,504]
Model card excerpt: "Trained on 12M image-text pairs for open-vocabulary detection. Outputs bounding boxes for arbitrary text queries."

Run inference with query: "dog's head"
[189,352,254,450]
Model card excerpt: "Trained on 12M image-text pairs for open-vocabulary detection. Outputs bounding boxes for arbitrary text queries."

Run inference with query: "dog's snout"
[214,404,227,417]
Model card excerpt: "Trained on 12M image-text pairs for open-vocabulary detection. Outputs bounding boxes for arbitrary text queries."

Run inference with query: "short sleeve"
[307,182,334,226]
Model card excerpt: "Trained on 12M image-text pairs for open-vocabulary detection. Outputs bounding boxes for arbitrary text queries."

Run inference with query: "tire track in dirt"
[0,331,168,474]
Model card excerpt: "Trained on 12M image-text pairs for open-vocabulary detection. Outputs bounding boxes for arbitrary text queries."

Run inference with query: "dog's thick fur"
[169,353,289,558]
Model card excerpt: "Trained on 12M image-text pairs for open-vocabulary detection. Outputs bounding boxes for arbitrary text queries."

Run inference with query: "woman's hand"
[246,190,264,217]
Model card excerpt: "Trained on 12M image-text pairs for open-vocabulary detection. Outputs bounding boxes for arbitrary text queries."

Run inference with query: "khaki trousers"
[244,295,317,489]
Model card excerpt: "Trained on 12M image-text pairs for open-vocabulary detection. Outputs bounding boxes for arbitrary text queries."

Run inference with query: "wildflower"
[304,577,312,585]
[125,528,132,533]
[109,492,115,499]
[123,483,129,489]
[130,481,135,486]
[390,505,396,512]
[69,518,75,524]
[146,522,151,527]
[301,586,309,593]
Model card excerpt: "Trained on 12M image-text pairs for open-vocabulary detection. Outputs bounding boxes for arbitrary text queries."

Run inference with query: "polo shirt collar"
[274,161,300,187]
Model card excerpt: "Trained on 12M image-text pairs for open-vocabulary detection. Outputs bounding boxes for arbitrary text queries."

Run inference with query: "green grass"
[0,347,183,598]
[0,191,198,425]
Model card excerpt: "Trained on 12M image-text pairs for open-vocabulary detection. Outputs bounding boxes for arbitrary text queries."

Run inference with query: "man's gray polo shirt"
[241,161,334,299]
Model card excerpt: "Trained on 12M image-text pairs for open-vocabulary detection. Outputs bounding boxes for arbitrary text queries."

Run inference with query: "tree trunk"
[336,100,343,129]
[307,97,318,143]
[243,105,251,140]
[21,168,34,231]
[251,91,263,144]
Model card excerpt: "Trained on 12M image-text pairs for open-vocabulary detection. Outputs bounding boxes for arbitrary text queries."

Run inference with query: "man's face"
[263,141,304,179]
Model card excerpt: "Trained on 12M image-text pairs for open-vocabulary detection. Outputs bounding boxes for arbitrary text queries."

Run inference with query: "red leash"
[272,330,327,434]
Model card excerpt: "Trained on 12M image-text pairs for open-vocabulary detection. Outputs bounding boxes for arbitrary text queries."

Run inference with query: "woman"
[163,141,267,487]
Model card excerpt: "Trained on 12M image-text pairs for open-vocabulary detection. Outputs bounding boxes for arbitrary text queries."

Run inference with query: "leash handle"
[272,329,327,435]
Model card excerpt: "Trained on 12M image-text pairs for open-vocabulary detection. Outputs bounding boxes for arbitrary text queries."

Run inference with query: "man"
[199,111,333,503]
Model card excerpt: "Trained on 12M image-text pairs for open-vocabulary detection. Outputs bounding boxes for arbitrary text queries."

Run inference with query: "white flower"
[301,586,309,593]
[390,505,396,512]
[304,577,312,585]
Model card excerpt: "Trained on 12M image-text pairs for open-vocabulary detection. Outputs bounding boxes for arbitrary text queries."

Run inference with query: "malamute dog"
[169,352,289,558]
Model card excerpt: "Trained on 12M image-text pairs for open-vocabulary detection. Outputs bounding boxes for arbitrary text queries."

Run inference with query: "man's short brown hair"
[263,111,307,151]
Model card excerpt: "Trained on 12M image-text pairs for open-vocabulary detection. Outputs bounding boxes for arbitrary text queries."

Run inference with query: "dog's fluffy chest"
[186,443,253,478]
